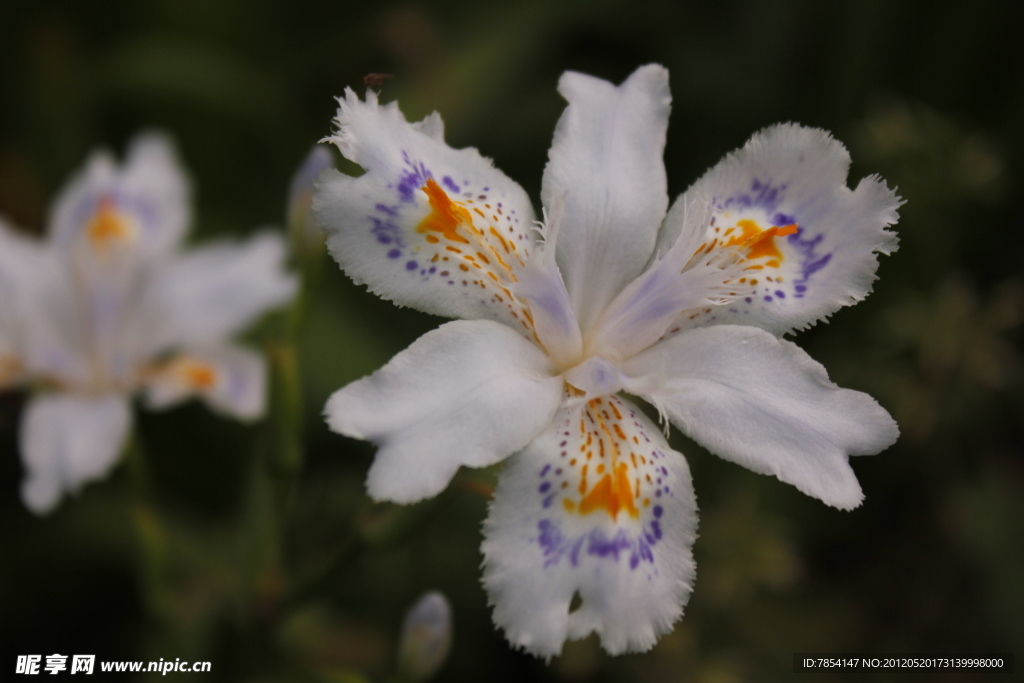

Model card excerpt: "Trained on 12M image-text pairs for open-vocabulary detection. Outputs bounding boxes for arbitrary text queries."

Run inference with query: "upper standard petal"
[542,64,671,334]
[655,124,900,337]
[623,325,899,509]
[324,319,563,504]
[314,89,538,334]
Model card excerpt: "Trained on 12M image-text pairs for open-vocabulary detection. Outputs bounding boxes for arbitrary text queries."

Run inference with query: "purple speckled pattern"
[669,179,838,330]
[395,151,431,201]
[350,146,541,333]
[373,151,431,262]
[785,228,832,299]
[366,152,526,284]
[716,178,787,215]
[371,202,405,256]
[534,517,661,571]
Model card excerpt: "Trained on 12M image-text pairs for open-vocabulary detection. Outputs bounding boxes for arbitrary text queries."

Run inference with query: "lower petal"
[19,393,132,514]
[482,395,697,658]
[325,320,563,504]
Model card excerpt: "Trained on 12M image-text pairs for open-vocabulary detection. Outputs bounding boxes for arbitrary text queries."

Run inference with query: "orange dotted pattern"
[413,178,536,335]
[540,394,672,523]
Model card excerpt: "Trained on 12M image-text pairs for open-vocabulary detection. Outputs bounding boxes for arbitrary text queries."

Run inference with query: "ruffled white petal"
[314,89,538,333]
[138,232,296,355]
[49,132,190,258]
[143,345,266,421]
[482,395,696,658]
[19,393,132,514]
[542,64,671,333]
[657,124,900,336]
[623,325,899,509]
[325,320,563,503]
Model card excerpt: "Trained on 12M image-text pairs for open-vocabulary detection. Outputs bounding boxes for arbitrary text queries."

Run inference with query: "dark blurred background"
[1,1,1021,681]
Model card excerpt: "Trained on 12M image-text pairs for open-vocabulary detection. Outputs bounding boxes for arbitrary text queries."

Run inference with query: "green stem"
[124,433,172,619]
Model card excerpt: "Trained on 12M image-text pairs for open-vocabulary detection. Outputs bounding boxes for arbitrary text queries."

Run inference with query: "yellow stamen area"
[86,197,135,247]
[415,178,472,244]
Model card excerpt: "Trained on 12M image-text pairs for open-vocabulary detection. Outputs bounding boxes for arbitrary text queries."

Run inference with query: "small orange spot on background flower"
[183,361,217,389]
[86,197,135,247]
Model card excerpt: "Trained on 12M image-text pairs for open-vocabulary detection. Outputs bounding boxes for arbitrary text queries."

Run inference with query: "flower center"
[562,355,624,399]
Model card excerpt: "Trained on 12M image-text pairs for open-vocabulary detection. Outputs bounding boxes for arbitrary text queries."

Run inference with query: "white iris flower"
[314,65,900,657]
[0,133,297,515]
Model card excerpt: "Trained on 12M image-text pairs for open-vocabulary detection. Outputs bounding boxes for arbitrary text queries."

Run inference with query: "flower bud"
[397,591,452,682]
[286,145,334,257]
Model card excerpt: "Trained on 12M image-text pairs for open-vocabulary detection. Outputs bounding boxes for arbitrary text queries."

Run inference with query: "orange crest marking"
[159,356,218,390]
[86,197,135,247]
[578,462,639,520]
[729,219,798,265]
[416,178,472,244]
[183,362,217,390]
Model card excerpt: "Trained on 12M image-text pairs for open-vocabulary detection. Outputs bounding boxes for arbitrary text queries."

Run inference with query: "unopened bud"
[286,145,334,256]
[397,591,452,681]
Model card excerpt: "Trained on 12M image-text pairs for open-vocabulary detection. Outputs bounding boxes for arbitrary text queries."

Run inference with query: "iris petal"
[482,394,697,658]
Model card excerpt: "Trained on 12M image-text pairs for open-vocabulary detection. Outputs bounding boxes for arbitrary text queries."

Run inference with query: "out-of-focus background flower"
[1,0,1020,681]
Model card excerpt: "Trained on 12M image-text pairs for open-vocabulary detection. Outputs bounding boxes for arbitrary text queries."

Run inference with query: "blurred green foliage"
[1,0,1021,681]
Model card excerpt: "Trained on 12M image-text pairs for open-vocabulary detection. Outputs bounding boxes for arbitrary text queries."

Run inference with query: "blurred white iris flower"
[0,133,297,514]
[314,65,900,657]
